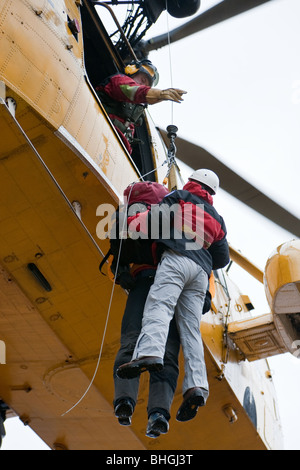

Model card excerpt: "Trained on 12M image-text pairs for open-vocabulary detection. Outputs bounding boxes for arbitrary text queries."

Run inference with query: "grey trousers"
[133,251,209,398]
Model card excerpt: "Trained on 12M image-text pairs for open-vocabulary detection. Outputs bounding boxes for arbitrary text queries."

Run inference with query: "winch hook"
[164,125,182,190]
[167,124,178,154]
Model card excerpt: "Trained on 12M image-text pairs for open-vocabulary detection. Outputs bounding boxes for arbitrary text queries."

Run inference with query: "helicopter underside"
[0,88,271,451]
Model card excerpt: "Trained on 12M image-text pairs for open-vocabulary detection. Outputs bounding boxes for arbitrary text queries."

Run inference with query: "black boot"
[114,398,134,426]
[146,412,169,439]
[176,387,205,422]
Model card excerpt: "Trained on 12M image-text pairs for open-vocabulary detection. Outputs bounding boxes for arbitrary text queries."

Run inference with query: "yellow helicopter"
[0,0,299,451]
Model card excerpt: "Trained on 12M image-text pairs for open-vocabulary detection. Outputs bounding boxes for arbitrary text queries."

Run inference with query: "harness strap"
[99,249,113,275]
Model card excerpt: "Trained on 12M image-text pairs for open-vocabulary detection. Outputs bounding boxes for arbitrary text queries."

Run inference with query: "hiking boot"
[114,398,134,426]
[176,387,206,422]
[146,412,169,439]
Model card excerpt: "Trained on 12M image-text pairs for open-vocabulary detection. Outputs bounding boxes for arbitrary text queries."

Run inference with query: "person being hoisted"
[117,169,230,425]
[96,59,186,154]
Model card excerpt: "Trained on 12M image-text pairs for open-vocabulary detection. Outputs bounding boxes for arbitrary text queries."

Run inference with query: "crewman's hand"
[146,88,187,104]
[161,88,187,103]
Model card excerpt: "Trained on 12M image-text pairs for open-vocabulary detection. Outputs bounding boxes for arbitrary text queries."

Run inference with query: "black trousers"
[113,274,180,420]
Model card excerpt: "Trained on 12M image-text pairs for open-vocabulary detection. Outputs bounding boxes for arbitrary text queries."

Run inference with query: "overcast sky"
[146,0,300,450]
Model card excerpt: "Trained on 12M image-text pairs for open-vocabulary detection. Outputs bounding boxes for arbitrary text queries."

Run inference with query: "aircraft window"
[243,387,257,430]
[288,312,300,334]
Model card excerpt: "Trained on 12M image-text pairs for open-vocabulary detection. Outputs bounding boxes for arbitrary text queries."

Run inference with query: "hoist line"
[166,0,174,125]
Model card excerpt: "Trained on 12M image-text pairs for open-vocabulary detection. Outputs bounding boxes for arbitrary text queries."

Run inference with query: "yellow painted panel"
[0,100,145,450]
[0,0,82,126]
[0,266,145,450]
[0,0,140,194]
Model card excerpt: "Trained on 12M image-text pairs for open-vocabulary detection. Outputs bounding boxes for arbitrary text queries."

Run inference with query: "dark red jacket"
[96,74,151,154]
[127,181,230,275]
[97,74,150,103]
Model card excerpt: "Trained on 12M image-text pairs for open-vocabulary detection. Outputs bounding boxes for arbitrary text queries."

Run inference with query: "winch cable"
[166,0,175,125]
[164,2,185,188]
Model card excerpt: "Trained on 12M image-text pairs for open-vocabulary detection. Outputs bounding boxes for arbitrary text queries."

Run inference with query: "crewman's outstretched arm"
[146,88,187,104]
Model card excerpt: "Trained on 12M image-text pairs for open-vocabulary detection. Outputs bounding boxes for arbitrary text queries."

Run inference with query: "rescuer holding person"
[117,169,230,424]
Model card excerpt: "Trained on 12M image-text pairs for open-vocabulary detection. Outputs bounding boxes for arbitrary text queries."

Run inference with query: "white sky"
[2,0,300,450]
[146,0,300,451]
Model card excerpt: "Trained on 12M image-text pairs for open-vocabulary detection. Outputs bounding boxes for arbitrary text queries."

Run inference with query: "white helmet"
[188,169,219,195]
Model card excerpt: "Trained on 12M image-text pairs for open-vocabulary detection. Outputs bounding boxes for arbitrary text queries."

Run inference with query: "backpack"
[99,181,169,288]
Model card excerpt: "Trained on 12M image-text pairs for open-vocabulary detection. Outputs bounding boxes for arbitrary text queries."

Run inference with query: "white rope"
[61,185,136,417]
[166,0,174,125]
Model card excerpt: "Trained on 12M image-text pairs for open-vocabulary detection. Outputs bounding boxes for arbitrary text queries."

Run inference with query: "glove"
[119,271,136,290]
[146,88,187,105]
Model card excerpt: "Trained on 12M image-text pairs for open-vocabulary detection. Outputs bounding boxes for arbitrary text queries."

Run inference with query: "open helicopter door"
[81,0,157,182]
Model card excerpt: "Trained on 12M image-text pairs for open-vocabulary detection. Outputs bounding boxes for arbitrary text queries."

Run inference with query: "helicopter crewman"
[117,169,230,424]
[96,59,186,154]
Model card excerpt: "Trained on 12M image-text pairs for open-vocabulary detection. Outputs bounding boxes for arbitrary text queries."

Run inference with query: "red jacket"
[127,181,230,275]
[96,74,151,154]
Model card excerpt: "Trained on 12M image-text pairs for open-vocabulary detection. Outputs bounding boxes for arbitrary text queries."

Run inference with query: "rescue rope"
[166,0,174,125]
[61,183,136,417]
[61,277,117,416]
[9,112,127,417]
